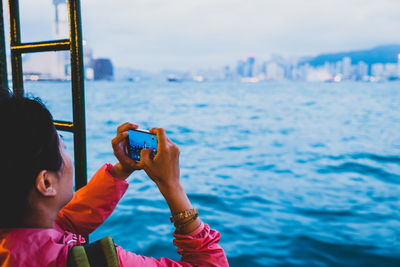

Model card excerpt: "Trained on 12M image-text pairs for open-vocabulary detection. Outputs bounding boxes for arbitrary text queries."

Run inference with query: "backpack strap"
[68,236,120,267]
[68,245,90,267]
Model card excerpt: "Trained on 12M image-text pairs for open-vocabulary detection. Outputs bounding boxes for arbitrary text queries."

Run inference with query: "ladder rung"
[11,39,70,54]
[54,120,74,132]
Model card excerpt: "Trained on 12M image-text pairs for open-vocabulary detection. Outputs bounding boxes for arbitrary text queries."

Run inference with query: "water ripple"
[25,81,400,267]
[350,153,400,164]
[317,162,400,184]
[289,235,400,267]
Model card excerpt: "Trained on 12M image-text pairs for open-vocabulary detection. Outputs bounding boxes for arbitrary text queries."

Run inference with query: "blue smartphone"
[127,129,158,161]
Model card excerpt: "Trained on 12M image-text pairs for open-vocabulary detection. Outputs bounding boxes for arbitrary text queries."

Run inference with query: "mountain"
[306,44,400,66]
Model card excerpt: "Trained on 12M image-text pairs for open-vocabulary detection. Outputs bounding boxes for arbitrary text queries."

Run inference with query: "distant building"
[83,44,94,80]
[342,57,352,79]
[261,61,267,75]
[356,61,368,80]
[371,63,384,79]
[236,59,246,77]
[306,65,331,82]
[23,0,69,80]
[323,62,335,77]
[223,65,232,79]
[246,56,255,77]
[53,0,69,37]
[93,58,114,80]
[384,63,398,79]
[266,62,284,81]
[335,61,342,76]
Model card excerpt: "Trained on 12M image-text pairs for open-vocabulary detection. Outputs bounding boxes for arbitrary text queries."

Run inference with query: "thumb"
[140,148,153,167]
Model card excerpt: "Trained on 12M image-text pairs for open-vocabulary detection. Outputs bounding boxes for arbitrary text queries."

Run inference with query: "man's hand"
[139,128,201,234]
[139,128,181,190]
[109,122,142,180]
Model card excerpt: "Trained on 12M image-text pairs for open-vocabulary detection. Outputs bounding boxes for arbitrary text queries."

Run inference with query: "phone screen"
[127,129,158,161]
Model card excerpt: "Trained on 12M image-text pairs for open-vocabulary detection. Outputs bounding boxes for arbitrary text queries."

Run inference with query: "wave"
[325,153,400,165]
[287,235,400,267]
[349,153,400,164]
[317,162,400,184]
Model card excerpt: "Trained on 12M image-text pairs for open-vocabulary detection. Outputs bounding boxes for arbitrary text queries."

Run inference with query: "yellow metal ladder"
[0,0,87,190]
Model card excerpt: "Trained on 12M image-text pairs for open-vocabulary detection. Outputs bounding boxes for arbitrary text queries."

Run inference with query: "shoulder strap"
[68,245,90,267]
[68,236,120,267]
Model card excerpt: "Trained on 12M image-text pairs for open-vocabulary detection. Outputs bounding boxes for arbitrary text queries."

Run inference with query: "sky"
[2,0,400,71]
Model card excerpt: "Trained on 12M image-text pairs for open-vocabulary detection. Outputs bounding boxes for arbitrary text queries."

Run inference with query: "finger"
[112,133,142,170]
[158,128,173,143]
[112,132,129,160]
[148,128,157,134]
[112,131,129,147]
[116,122,130,134]
[139,148,153,168]
[150,128,167,147]
[171,142,180,157]
[149,128,164,156]
[117,122,139,135]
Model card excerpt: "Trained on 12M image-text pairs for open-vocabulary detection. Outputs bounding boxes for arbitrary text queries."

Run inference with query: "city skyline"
[115,44,400,82]
[2,0,400,71]
[13,42,400,82]
[226,50,400,82]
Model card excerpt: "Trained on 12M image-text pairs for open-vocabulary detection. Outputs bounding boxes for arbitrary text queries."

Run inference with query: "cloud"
[3,0,400,70]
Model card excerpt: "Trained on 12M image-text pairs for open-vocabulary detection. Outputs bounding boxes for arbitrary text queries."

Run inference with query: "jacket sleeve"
[56,164,129,237]
[116,223,229,267]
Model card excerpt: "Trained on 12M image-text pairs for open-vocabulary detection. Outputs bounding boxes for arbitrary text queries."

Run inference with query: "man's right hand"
[139,128,181,190]
[140,127,201,234]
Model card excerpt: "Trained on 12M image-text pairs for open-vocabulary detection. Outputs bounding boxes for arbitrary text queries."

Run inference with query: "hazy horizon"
[2,0,400,71]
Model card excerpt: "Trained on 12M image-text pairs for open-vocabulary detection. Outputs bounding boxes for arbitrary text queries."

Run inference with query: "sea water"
[24,81,400,266]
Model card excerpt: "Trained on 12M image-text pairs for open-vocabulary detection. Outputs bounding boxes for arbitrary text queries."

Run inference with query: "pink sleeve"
[56,164,129,237]
[116,223,229,267]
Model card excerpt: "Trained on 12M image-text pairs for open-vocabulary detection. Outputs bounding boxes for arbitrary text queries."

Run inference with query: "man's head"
[0,89,73,228]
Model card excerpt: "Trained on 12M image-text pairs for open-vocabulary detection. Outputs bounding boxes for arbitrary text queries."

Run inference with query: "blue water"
[24,81,400,266]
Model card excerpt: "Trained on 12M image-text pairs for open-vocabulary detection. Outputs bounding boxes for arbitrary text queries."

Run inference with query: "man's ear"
[35,170,57,197]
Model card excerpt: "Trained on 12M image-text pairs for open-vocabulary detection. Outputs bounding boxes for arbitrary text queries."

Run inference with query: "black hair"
[0,88,63,227]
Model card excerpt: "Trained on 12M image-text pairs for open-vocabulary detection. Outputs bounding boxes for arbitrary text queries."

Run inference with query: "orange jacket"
[0,164,228,266]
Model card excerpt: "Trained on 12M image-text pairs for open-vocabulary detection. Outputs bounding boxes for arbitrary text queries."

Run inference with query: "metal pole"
[0,0,8,90]
[8,0,23,96]
[68,0,87,190]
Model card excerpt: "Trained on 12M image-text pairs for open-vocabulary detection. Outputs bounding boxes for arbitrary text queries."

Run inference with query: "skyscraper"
[246,56,255,77]
[342,57,352,79]
[236,59,246,77]
[22,0,69,80]
[53,0,68,38]
[356,61,368,80]
[52,0,69,79]
[371,63,384,79]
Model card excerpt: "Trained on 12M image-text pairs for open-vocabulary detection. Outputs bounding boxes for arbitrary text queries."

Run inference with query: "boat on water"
[167,75,182,82]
